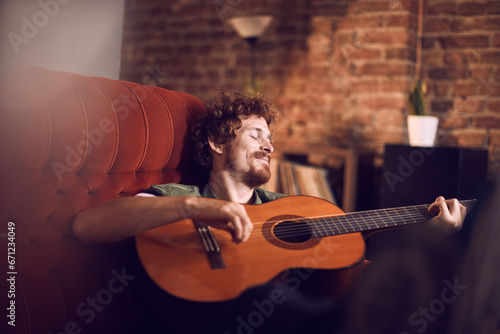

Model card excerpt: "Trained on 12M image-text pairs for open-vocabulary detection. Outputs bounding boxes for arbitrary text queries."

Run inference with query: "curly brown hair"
[192,89,278,176]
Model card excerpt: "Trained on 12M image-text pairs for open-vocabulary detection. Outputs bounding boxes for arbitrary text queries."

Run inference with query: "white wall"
[0,0,124,79]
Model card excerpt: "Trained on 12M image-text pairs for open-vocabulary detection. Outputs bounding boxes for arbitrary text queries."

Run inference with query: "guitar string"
[245,199,475,228]
[245,201,474,231]
[230,200,477,243]
[204,201,476,244]
[254,200,476,240]
[244,212,430,242]
[248,199,476,229]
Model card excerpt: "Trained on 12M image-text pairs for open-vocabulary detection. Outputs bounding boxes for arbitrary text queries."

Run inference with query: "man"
[73,90,466,245]
[72,89,467,333]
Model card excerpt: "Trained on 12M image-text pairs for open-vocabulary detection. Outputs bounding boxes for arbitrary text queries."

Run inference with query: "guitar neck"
[310,199,476,238]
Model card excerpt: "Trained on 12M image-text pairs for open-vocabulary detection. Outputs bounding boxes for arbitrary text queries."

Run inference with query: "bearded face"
[224,144,271,188]
[219,116,274,189]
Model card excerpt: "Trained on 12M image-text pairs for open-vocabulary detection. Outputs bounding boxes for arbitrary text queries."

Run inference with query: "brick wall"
[422,0,500,176]
[120,0,500,177]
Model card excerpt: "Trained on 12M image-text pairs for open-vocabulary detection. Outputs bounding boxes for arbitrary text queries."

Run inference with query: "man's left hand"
[427,196,467,233]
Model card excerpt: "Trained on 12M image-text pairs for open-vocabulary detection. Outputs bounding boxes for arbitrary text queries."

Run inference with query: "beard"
[224,147,271,189]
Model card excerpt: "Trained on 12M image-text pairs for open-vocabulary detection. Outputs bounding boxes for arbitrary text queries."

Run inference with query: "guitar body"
[136,196,366,302]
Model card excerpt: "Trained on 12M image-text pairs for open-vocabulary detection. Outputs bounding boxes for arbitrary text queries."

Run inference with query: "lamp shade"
[229,15,273,39]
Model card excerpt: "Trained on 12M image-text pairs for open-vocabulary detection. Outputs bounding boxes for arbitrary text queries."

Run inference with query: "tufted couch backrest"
[0,67,205,333]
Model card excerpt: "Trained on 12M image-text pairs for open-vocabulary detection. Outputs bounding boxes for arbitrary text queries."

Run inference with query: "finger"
[233,217,248,243]
[428,196,446,213]
[240,216,254,242]
[448,199,465,230]
[447,198,459,214]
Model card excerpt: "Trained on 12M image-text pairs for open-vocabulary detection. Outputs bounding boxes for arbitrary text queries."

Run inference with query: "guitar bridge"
[194,221,226,270]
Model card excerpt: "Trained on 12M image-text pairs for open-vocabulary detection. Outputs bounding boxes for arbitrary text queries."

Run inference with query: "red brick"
[453,81,500,96]
[358,63,412,76]
[312,3,349,16]
[348,48,382,60]
[374,110,406,128]
[472,115,500,128]
[386,14,413,28]
[329,96,348,109]
[357,1,394,12]
[440,113,468,128]
[494,34,500,47]
[431,99,454,112]
[304,82,342,94]
[308,66,333,78]
[491,129,500,145]
[422,37,437,49]
[450,18,476,32]
[360,95,407,110]
[474,17,500,30]
[457,2,486,15]
[480,52,500,64]
[452,83,479,96]
[444,52,466,65]
[470,67,495,79]
[464,51,480,64]
[336,17,372,30]
[358,30,413,45]
[439,35,490,48]
[427,82,451,96]
[386,47,414,60]
[487,99,500,113]
[486,1,500,14]
[380,78,412,92]
[427,2,457,14]
[307,51,330,63]
[360,129,405,144]
[424,19,450,33]
[349,79,380,93]
[355,111,374,126]
[454,129,488,146]
[311,18,334,34]
[421,52,443,65]
[429,67,467,80]
[456,98,486,113]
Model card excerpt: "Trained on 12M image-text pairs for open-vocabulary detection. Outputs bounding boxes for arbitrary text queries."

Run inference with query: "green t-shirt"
[147,183,286,204]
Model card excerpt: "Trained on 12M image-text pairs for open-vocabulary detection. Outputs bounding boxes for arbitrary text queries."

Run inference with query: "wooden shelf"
[272,144,360,212]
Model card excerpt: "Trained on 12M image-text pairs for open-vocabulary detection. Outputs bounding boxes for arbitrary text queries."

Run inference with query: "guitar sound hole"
[273,220,312,244]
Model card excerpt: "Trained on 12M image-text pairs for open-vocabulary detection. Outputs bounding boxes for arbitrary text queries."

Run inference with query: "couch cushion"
[0,66,205,333]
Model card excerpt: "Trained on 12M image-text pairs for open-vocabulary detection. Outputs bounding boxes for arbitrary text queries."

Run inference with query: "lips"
[253,152,270,164]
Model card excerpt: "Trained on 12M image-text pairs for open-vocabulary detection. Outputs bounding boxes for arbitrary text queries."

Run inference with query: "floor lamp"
[229,15,273,93]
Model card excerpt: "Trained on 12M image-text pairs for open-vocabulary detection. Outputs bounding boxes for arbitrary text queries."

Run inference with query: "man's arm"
[72,196,254,244]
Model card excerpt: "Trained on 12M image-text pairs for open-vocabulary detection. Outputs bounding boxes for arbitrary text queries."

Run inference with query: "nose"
[262,139,274,154]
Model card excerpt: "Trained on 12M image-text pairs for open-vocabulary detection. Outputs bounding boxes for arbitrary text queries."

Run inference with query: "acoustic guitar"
[135,196,475,302]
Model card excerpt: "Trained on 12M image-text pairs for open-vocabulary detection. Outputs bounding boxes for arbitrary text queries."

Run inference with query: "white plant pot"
[407,115,439,147]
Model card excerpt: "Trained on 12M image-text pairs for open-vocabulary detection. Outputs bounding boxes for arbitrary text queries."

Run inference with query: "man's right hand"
[182,197,254,244]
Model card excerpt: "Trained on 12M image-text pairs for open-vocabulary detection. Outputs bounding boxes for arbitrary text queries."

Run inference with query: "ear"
[208,137,224,155]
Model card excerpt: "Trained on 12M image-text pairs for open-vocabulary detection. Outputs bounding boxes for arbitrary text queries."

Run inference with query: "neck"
[208,171,255,204]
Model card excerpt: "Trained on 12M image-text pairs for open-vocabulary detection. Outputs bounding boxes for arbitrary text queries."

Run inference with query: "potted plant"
[406,79,439,147]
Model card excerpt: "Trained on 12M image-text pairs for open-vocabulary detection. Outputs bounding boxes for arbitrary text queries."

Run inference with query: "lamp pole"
[245,37,258,93]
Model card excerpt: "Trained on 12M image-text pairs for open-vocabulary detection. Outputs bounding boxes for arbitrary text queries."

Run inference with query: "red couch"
[0,67,206,333]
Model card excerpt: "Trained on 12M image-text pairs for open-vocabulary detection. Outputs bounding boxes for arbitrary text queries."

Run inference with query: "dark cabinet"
[367,144,488,259]
[380,144,488,208]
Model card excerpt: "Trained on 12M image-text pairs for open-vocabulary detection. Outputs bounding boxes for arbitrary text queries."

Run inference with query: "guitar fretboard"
[308,200,476,238]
